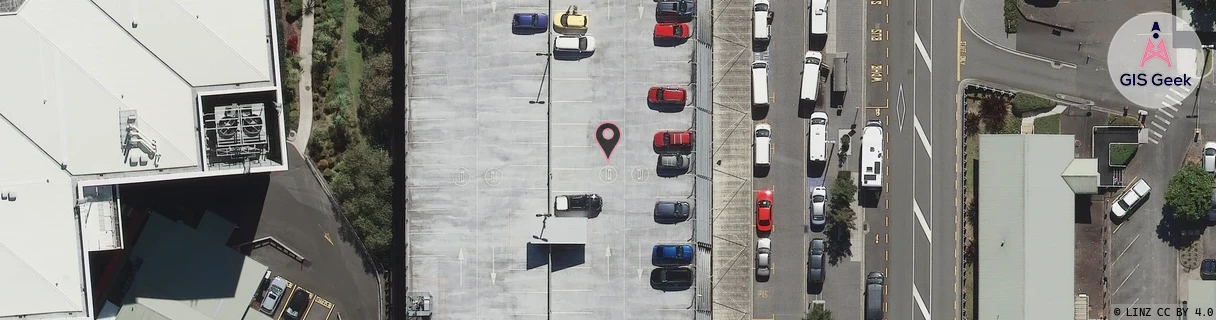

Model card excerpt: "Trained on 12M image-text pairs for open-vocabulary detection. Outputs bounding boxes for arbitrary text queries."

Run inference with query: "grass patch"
[1033,114,1060,134]
[1109,115,1141,126]
[342,0,363,114]
[1110,143,1138,167]
[1004,0,1020,34]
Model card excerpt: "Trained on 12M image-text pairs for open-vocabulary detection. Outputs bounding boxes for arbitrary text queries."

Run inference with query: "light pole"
[532,213,553,242]
[530,53,553,104]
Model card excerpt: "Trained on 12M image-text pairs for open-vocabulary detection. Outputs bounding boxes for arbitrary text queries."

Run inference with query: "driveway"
[118,145,383,320]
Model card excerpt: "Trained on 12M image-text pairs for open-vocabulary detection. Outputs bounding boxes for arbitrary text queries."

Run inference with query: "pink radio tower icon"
[1141,21,1172,67]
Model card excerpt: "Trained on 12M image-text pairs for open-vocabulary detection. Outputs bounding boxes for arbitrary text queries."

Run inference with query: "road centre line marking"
[913,285,932,320]
[914,116,933,156]
[913,199,933,241]
[915,31,933,70]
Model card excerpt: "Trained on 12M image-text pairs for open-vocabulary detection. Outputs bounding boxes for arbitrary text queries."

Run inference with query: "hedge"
[1110,143,1138,167]
[1010,93,1053,116]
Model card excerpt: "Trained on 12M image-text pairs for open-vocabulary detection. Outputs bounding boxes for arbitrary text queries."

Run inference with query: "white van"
[808,112,828,162]
[810,0,828,36]
[860,120,884,189]
[753,0,771,42]
[754,124,772,167]
[752,61,770,108]
[800,51,823,111]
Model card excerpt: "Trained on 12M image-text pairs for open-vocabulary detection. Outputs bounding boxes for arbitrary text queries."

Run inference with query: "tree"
[359,52,393,147]
[964,112,981,136]
[355,0,391,49]
[330,142,394,266]
[978,95,1008,131]
[805,304,833,320]
[1165,163,1214,221]
[826,173,858,264]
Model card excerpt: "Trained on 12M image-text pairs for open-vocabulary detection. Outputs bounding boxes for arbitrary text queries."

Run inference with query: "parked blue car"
[652,244,694,266]
[512,13,549,30]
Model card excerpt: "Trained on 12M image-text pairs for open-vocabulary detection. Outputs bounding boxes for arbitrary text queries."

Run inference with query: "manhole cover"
[485,168,502,186]
[453,167,470,186]
[600,166,618,183]
[632,166,649,183]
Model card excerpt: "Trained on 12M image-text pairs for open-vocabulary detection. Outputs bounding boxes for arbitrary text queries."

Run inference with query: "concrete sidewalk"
[293,8,316,153]
[960,0,1015,50]
[1020,105,1067,134]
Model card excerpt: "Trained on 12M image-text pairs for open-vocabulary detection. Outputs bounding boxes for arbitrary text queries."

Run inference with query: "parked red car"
[654,130,695,148]
[654,23,692,39]
[756,189,773,233]
[648,86,687,105]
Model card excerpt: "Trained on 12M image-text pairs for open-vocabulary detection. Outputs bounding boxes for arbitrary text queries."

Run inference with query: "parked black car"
[650,267,694,291]
[657,0,696,17]
[808,238,826,284]
[865,271,885,320]
[1203,259,1216,280]
[654,201,691,223]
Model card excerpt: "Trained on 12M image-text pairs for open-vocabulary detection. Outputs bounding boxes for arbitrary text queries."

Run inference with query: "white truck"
[808,112,828,162]
[860,120,884,189]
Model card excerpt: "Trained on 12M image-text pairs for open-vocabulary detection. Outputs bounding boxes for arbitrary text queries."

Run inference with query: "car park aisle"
[544,0,698,318]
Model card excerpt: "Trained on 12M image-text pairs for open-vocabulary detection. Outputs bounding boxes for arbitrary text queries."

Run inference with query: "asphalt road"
[869,0,963,319]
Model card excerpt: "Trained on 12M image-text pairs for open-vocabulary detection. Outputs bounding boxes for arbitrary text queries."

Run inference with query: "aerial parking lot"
[407,0,698,318]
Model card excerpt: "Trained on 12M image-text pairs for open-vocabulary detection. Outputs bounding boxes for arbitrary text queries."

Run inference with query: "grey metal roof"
[977,134,1076,320]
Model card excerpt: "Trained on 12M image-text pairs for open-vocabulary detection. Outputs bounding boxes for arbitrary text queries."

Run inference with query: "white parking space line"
[1159,117,1171,125]
[914,31,932,70]
[1113,263,1140,296]
[914,115,932,157]
[552,145,593,148]
[1152,122,1167,131]
[913,199,932,241]
[409,28,448,32]
[1113,234,1140,265]
[913,285,932,320]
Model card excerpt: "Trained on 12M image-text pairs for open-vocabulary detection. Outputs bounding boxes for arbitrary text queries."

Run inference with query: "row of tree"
[324,0,394,267]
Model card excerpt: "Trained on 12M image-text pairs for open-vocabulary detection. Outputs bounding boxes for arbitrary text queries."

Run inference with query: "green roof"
[978,135,1076,320]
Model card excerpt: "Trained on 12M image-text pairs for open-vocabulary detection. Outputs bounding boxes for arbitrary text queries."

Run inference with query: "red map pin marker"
[596,122,620,163]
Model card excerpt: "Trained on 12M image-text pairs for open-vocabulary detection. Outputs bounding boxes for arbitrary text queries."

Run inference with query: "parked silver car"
[756,238,772,278]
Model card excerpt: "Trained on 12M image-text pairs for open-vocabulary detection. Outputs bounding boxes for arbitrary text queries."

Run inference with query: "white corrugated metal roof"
[0,0,281,318]
[0,110,85,318]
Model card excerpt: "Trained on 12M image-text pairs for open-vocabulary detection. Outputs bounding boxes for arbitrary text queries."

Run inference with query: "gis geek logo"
[1107,12,1201,110]
[1119,22,1190,87]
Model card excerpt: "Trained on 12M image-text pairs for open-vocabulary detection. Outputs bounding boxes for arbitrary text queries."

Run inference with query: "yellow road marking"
[957,18,963,81]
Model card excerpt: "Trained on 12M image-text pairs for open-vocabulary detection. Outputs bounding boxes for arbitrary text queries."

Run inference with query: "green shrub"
[1033,114,1060,134]
[1004,0,1020,34]
[1166,163,1216,221]
[1110,116,1141,126]
[1109,143,1138,167]
[1010,93,1053,116]
[1000,116,1022,134]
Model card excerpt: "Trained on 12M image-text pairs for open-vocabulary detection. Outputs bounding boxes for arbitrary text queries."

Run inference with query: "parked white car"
[554,35,596,53]
[756,238,771,278]
[1204,141,1216,174]
[1111,178,1151,219]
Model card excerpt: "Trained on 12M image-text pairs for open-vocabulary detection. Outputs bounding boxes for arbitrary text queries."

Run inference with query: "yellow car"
[553,6,588,30]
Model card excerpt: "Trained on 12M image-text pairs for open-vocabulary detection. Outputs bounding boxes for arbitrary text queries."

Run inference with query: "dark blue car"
[652,244,694,266]
[512,13,549,30]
